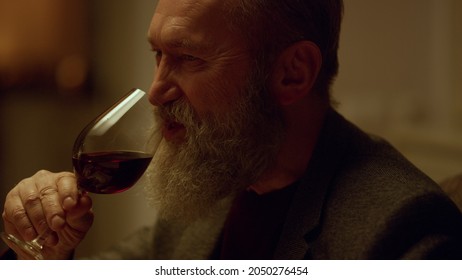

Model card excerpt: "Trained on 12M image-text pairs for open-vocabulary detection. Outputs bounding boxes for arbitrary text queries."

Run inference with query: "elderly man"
[2,0,462,259]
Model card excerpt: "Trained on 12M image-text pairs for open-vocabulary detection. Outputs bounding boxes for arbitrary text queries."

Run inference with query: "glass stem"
[30,228,53,251]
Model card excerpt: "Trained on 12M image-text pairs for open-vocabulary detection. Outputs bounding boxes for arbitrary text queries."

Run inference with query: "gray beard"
[145,74,285,222]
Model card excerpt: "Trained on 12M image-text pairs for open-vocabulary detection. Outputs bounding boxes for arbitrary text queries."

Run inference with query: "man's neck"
[250,102,329,195]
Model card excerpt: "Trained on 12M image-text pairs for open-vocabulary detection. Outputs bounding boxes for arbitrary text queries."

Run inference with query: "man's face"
[145,0,285,220]
[147,0,252,142]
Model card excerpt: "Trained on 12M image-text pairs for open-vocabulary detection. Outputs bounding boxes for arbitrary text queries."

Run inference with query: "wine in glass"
[72,88,160,194]
[1,88,161,259]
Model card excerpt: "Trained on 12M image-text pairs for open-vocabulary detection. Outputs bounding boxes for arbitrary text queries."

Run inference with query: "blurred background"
[0,0,461,257]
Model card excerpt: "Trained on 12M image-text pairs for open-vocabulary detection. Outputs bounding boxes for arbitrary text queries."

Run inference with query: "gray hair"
[225,0,344,100]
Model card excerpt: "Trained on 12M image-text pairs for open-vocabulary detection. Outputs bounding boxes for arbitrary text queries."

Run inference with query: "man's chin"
[144,141,238,223]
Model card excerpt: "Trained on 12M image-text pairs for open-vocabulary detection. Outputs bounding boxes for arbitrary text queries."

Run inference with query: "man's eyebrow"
[168,38,197,50]
[148,36,207,52]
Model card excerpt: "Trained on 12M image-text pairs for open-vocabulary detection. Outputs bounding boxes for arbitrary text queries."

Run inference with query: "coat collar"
[273,108,353,259]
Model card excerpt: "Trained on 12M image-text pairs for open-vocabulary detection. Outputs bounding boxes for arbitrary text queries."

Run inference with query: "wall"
[334,0,462,182]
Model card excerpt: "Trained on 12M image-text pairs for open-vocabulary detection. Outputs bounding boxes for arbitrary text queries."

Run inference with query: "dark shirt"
[212,183,297,259]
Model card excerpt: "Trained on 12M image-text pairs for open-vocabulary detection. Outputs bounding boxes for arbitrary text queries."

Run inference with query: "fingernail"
[63,196,76,210]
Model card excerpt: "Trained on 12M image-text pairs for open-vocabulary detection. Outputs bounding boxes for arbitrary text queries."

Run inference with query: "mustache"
[155,99,199,127]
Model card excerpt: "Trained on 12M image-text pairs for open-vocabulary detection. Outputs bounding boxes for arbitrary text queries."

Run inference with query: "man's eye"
[180,54,198,61]
[154,50,163,65]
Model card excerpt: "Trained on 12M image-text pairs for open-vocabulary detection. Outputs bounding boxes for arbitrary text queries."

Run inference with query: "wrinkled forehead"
[150,0,241,48]
[154,0,229,22]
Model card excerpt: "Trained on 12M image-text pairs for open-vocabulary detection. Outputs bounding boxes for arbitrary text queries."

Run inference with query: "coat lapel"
[274,109,351,259]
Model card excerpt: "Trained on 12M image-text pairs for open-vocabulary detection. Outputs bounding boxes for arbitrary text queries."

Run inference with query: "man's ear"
[270,41,322,106]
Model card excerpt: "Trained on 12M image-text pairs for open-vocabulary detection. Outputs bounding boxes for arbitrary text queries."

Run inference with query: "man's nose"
[148,62,182,107]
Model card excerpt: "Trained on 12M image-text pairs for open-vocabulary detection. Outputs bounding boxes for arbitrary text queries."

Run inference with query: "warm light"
[55,54,88,90]
[0,0,89,90]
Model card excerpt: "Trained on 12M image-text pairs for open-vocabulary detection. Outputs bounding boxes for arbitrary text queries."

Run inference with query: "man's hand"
[2,170,93,259]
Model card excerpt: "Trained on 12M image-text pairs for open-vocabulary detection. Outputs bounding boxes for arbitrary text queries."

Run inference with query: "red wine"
[72,151,153,194]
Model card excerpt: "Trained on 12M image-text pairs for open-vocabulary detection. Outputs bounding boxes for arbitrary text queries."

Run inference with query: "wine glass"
[1,88,161,259]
